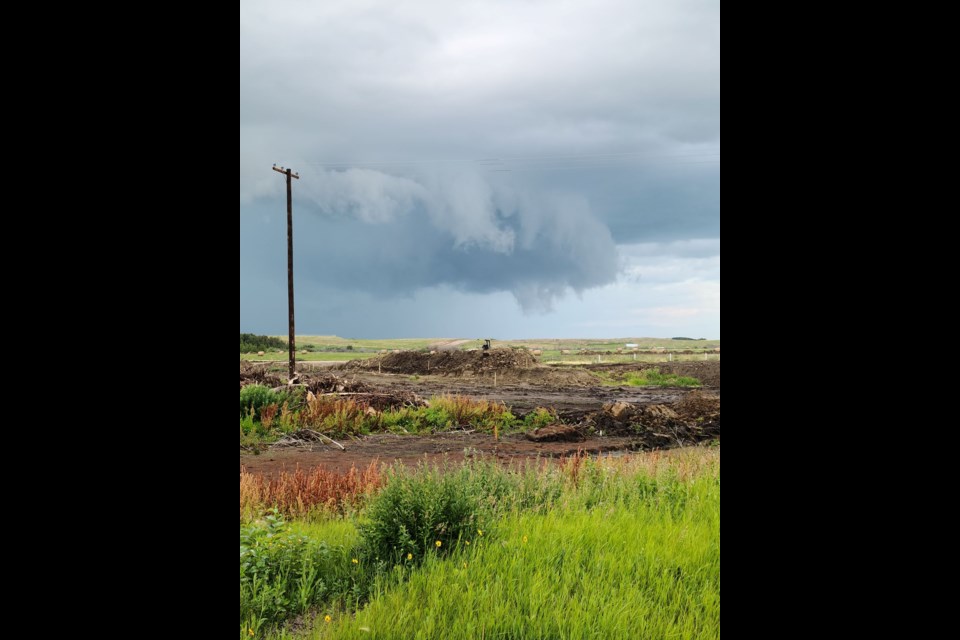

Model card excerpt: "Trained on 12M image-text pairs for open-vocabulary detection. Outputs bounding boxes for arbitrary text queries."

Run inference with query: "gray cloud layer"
[296,168,619,312]
[240,0,720,336]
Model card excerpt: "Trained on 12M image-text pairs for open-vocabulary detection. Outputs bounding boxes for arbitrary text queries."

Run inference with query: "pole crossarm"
[272,165,301,179]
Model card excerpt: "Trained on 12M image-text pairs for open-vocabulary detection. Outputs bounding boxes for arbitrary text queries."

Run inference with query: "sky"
[239,0,720,339]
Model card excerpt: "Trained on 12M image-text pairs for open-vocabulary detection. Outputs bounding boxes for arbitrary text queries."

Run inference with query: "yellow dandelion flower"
[407,553,414,561]
[352,558,359,564]
[465,540,471,546]
[249,630,255,637]
[463,562,469,569]
[435,540,443,548]
[325,615,332,624]
[522,536,529,544]
[478,530,484,537]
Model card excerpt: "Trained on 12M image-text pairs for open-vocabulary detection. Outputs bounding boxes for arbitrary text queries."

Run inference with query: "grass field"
[241,351,719,365]
[240,450,721,639]
[241,336,721,363]
[456,337,721,352]
[542,351,720,365]
[241,352,380,362]
[297,336,438,351]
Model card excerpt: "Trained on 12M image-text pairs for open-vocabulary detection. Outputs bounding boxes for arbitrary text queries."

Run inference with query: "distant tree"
[240,334,287,353]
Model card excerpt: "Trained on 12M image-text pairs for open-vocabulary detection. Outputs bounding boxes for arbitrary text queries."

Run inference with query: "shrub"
[240,385,288,419]
[360,467,487,564]
[523,408,557,430]
[240,511,361,632]
[240,334,287,353]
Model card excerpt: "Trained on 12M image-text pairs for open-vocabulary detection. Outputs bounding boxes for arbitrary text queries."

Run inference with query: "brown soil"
[526,425,586,443]
[341,348,539,377]
[342,358,719,389]
[320,369,712,418]
[240,362,283,389]
[241,432,649,475]
[239,360,721,476]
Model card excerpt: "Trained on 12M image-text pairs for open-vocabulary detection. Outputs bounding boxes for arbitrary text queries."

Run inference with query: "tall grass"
[240,465,383,522]
[625,369,702,387]
[241,515,362,636]
[325,491,720,639]
[596,368,703,387]
[241,450,721,639]
[240,393,550,448]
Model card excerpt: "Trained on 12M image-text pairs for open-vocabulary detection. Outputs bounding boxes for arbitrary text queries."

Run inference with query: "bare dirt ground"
[240,355,720,476]
[240,433,651,475]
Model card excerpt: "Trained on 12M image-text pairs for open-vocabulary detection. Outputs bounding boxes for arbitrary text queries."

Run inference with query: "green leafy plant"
[240,385,289,419]
[360,467,487,564]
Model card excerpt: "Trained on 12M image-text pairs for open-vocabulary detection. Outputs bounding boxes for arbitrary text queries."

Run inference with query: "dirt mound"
[663,362,721,388]
[355,392,429,412]
[674,391,721,436]
[300,375,426,412]
[306,391,428,413]
[240,363,282,389]
[525,425,586,443]
[588,395,720,448]
[506,367,600,387]
[593,403,681,436]
[306,375,371,395]
[344,349,540,377]
[675,391,721,419]
[240,364,373,396]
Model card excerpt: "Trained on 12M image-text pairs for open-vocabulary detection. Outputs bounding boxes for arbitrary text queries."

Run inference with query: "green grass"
[242,337,439,359]
[503,337,720,351]
[297,337,436,351]
[241,515,363,636]
[242,336,719,358]
[541,351,720,365]
[242,350,720,364]
[241,352,380,362]
[622,370,702,387]
[592,369,702,388]
[323,501,719,639]
[240,393,552,451]
[242,453,721,640]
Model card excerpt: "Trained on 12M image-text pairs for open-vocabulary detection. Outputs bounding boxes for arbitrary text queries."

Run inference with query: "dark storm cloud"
[247,167,619,313]
[240,0,720,335]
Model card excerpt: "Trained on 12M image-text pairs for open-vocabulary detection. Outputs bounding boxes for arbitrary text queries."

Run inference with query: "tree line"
[240,334,287,353]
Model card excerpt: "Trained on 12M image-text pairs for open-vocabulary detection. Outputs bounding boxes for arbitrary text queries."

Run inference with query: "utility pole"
[273,165,300,380]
